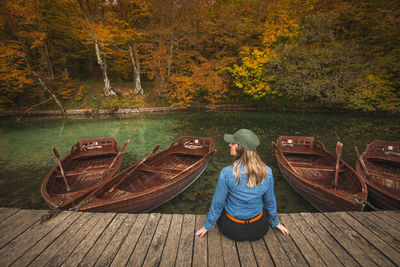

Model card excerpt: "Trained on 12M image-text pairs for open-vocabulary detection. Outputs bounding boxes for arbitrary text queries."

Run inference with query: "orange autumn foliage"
[167,58,227,107]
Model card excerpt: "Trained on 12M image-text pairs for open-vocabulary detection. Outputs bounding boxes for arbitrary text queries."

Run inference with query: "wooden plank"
[159,214,183,267]
[290,213,343,266]
[126,213,162,266]
[325,212,394,266]
[73,213,129,267]
[0,209,41,237]
[110,213,149,267]
[29,212,98,266]
[365,212,400,241]
[349,212,400,252]
[220,232,240,266]
[0,209,48,249]
[313,213,377,267]
[251,238,274,266]
[11,211,86,266]
[382,210,400,223]
[193,215,207,266]
[301,212,359,266]
[373,212,400,230]
[142,214,172,267]
[263,226,291,267]
[0,209,22,231]
[280,213,326,266]
[275,215,308,266]
[207,224,223,267]
[236,241,257,267]
[0,208,18,222]
[175,214,195,267]
[93,213,137,267]
[60,212,116,266]
[338,212,400,266]
[0,211,73,266]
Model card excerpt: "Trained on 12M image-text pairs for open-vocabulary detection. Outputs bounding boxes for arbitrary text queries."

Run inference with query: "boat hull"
[277,160,365,212]
[274,136,367,212]
[78,136,216,213]
[80,159,209,213]
[356,141,400,210]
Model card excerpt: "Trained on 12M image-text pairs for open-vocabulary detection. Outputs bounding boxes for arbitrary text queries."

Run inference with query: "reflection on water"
[0,111,399,214]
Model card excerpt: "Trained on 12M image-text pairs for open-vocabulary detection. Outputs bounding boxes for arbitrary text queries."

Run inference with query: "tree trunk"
[95,40,115,96]
[25,58,66,117]
[128,45,143,95]
[43,44,54,80]
[168,40,173,78]
[59,47,69,79]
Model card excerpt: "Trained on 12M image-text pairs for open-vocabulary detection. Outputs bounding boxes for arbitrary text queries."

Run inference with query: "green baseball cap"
[224,129,260,151]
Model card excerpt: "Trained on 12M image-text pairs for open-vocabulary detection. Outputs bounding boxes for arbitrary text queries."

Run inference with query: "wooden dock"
[0,208,399,266]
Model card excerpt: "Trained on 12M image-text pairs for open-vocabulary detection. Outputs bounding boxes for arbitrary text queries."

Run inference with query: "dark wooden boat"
[273,136,367,211]
[75,136,216,213]
[41,137,125,210]
[356,140,400,210]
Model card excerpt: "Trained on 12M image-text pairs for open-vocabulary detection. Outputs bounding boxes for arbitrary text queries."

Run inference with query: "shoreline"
[1,104,398,118]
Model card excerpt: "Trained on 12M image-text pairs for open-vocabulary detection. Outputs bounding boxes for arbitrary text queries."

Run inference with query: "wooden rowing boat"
[75,136,216,213]
[41,137,125,210]
[273,136,367,211]
[356,140,400,210]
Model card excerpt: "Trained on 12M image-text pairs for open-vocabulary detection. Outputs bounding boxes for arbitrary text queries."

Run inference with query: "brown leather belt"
[225,210,263,224]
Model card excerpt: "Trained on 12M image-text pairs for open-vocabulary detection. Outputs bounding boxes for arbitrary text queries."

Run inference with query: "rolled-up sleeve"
[263,170,279,227]
[204,168,229,230]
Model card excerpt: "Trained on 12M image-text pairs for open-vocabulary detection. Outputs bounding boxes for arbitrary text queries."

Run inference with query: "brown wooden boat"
[273,136,367,211]
[41,137,126,210]
[356,140,400,210]
[74,136,216,213]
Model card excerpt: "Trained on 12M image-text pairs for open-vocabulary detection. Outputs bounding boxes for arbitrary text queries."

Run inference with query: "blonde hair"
[232,145,267,187]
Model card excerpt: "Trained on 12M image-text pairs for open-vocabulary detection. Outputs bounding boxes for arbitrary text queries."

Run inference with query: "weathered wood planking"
[159,214,183,267]
[349,212,400,253]
[313,212,377,266]
[10,211,83,266]
[301,212,360,266]
[262,225,292,267]
[110,213,149,267]
[0,208,399,267]
[142,214,172,267]
[0,208,18,223]
[289,213,343,266]
[175,214,195,267]
[324,212,394,266]
[280,213,326,266]
[193,215,208,266]
[70,213,129,266]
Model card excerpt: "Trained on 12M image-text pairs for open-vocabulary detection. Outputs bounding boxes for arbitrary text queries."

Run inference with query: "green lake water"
[0,111,399,214]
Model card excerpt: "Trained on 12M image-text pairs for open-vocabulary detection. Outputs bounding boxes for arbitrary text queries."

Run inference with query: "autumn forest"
[0,0,399,113]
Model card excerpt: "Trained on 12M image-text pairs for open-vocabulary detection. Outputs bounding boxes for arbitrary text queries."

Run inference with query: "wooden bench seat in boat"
[53,167,106,177]
[291,162,344,172]
[139,164,182,175]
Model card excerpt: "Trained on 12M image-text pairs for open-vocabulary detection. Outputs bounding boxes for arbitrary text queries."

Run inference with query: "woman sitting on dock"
[195,129,289,241]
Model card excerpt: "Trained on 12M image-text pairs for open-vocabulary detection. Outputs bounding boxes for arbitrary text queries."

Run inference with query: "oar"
[355,146,370,177]
[101,139,130,179]
[333,141,343,189]
[272,142,298,175]
[108,144,161,193]
[52,147,71,192]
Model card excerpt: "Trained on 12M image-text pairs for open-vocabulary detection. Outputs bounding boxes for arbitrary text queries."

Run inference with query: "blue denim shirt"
[204,165,279,230]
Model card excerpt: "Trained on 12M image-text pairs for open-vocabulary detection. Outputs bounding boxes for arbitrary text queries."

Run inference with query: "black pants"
[217,210,269,241]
